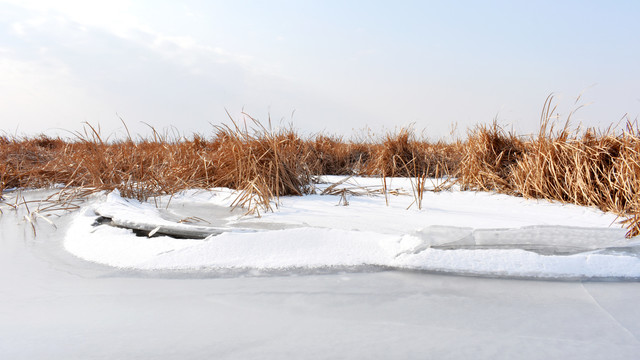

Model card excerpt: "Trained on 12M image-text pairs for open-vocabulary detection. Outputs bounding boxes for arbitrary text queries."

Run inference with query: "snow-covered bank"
[62,177,640,279]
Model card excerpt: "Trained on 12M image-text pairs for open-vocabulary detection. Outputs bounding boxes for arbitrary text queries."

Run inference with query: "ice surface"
[2,188,640,359]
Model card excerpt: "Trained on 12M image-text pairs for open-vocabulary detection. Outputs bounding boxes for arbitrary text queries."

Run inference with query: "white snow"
[61,177,640,279]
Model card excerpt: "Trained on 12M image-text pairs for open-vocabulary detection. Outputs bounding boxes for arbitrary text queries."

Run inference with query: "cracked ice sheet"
[63,182,640,279]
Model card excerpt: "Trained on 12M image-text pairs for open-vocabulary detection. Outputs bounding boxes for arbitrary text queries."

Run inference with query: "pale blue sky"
[1,0,639,139]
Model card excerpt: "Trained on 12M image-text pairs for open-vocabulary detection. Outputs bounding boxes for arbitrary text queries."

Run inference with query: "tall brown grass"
[458,96,640,237]
[2,110,640,237]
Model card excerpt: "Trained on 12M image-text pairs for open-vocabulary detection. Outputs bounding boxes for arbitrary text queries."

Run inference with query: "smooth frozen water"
[1,195,640,359]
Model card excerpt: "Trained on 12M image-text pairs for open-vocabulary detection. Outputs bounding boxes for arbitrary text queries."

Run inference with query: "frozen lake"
[2,232,640,359]
[1,184,640,358]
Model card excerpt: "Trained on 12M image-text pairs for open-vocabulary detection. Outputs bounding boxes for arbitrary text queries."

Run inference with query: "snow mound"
[64,187,640,279]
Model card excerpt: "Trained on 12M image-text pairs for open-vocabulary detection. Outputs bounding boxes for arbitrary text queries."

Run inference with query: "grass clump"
[459,122,524,193]
[208,118,313,214]
[456,95,640,237]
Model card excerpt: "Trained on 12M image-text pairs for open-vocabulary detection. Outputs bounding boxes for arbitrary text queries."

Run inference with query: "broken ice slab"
[414,225,635,256]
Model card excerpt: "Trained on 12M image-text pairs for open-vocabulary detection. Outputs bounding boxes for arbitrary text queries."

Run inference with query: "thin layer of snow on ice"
[63,177,640,279]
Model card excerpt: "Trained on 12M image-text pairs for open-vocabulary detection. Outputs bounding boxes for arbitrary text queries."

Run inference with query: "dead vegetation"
[458,95,640,237]
[2,101,640,237]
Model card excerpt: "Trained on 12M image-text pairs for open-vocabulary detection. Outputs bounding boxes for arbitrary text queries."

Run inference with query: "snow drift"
[63,181,640,279]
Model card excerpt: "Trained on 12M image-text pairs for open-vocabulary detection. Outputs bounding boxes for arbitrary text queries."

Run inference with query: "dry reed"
[2,108,640,237]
